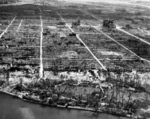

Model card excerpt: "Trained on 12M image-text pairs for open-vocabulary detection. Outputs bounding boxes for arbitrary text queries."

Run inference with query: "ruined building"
[103,19,116,28]
[72,18,80,28]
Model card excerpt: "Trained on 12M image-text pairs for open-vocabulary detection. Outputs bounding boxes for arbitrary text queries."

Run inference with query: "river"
[0,92,128,119]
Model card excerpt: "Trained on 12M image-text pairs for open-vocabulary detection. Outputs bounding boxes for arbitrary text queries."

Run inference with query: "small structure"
[124,24,132,30]
[59,32,67,39]
[68,32,76,37]
[0,1,8,4]
[103,19,116,28]
[132,19,140,24]
[57,22,66,26]
[72,18,80,28]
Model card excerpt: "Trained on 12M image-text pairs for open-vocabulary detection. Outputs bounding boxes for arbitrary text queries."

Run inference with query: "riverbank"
[0,92,131,119]
[0,90,143,119]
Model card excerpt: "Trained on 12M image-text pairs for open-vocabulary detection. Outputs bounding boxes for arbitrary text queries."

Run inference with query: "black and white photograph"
[0,0,150,119]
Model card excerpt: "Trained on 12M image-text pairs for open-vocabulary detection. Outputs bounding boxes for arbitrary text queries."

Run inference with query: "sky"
[60,0,150,3]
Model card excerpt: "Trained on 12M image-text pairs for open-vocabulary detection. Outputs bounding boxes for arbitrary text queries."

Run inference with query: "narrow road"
[81,9,150,46]
[57,12,74,32]
[116,25,150,46]
[79,9,150,64]
[40,15,44,78]
[18,46,43,48]
[0,16,16,39]
[115,3,150,46]
[76,32,101,35]
[16,20,23,32]
[134,3,150,9]
[76,34,107,70]
[93,26,150,64]
[31,58,139,61]
[57,12,107,70]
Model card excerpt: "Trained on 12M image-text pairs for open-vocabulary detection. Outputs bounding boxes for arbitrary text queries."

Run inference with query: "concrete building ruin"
[103,19,116,28]
[72,18,80,28]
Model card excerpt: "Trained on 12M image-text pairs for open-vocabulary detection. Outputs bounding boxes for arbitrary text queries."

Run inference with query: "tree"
[120,88,125,107]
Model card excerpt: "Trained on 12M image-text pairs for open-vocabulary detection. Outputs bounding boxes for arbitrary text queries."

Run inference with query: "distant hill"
[58,0,132,4]
[58,0,150,4]
[0,0,19,4]
[135,0,150,4]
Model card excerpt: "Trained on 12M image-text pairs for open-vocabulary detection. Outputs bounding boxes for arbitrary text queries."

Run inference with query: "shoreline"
[0,90,143,119]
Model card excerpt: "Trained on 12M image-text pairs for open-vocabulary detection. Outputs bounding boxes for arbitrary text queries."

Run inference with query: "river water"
[0,92,128,119]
